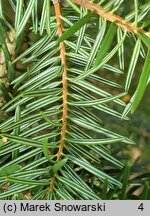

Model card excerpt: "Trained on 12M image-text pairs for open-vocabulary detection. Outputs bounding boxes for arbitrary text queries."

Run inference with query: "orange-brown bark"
[54,3,68,161]
[48,2,68,192]
[73,0,150,38]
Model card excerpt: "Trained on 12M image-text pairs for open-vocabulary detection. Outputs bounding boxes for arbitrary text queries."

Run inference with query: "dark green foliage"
[0,0,150,200]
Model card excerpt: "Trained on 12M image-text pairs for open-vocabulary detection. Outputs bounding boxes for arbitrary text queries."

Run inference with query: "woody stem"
[73,0,150,38]
[48,0,68,192]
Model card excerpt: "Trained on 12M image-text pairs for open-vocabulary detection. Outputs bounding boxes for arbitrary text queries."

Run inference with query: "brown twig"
[73,0,150,38]
[48,0,68,192]
[54,2,68,162]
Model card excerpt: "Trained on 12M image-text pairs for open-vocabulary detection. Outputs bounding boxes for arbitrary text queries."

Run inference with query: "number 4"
[138,203,144,211]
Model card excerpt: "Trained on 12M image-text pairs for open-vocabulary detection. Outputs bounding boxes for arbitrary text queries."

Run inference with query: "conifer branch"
[73,0,150,38]
[0,0,150,200]
[48,0,68,192]
[52,0,68,161]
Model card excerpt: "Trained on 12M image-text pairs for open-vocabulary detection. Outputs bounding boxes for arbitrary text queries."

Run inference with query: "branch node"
[52,0,62,5]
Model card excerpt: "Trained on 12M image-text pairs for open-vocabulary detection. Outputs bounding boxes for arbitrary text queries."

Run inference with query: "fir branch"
[54,1,68,161]
[0,0,150,200]
[73,0,150,38]
[49,0,68,192]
